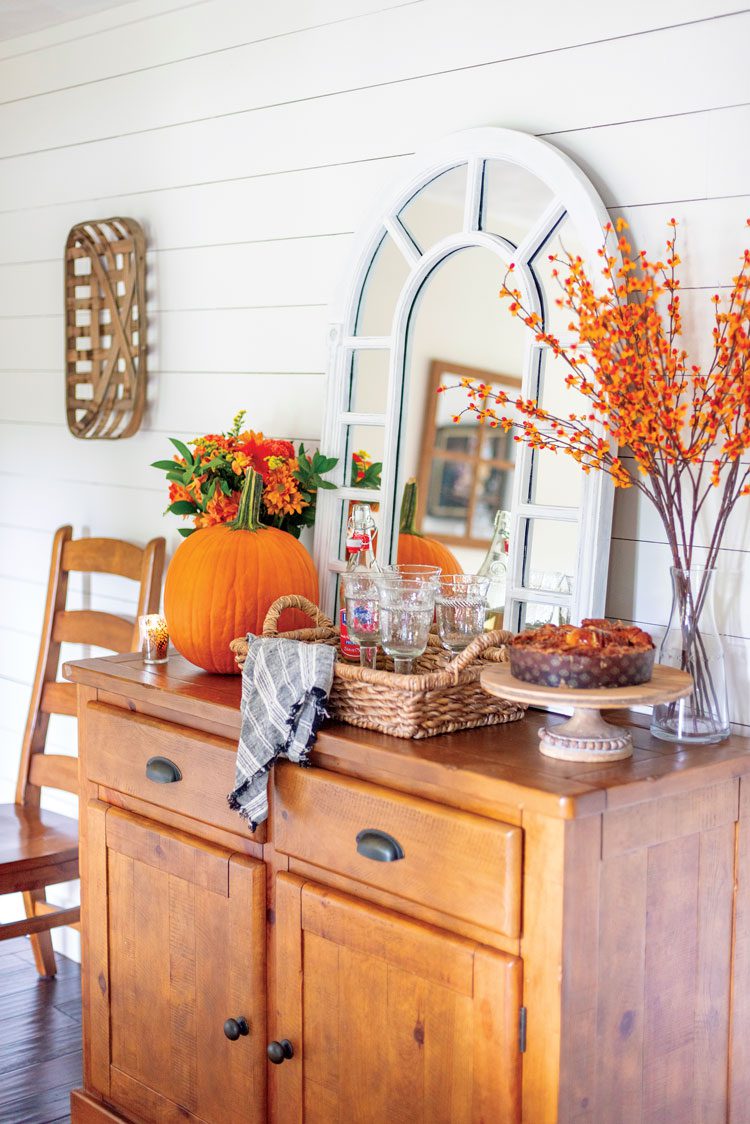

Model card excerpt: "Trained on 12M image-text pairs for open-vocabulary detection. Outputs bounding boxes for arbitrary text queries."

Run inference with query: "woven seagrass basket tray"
[230,594,525,740]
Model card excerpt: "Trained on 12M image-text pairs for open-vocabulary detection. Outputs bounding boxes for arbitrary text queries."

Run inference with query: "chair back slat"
[16,527,165,807]
[53,609,133,652]
[29,754,78,794]
[62,537,144,580]
[40,681,78,717]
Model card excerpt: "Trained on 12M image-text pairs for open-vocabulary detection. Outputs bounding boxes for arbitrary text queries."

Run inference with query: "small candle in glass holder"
[139,613,169,665]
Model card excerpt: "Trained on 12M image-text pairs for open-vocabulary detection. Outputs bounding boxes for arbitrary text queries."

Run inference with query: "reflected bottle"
[477,510,510,631]
[339,503,380,661]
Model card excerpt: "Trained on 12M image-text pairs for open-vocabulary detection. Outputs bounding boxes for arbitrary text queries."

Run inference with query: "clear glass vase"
[650,566,730,744]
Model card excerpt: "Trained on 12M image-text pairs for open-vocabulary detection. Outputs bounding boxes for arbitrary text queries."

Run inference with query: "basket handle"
[261,595,334,636]
[444,629,515,680]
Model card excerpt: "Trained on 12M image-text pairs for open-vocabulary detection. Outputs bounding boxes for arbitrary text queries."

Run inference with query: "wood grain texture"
[65,217,147,440]
[519,809,564,1124]
[66,653,750,822]
[85,700,263,841]
[3,528,163,979]
[275,763,521,936]
[275,872,522,1123]
[103,810,266,1123]
[483,663,694,708]
[729,777,750,1122]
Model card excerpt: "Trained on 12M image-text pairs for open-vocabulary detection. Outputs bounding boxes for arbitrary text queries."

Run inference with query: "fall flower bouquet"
[152,411,381,539]
[448,219,750,743]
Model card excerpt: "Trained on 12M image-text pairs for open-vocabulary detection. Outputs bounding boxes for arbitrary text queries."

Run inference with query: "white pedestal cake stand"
[481,664,694,762]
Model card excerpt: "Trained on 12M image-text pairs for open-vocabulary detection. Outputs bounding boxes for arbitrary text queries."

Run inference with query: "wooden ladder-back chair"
[0,526,165,977]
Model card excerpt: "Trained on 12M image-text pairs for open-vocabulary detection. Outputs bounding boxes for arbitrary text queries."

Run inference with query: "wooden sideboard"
[65,652,750,1123]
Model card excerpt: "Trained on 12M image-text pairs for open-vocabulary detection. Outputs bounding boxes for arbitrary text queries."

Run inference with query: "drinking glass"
[376,577,436,675]
[341,572,381,669]
[435,575,490,654]
[383,564,441,586]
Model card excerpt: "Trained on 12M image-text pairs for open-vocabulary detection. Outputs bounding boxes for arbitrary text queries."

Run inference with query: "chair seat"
[0,803,79,895]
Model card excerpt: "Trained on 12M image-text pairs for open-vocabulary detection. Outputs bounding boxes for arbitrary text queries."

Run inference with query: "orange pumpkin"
[164,469,318,674]
[396,478,463,574]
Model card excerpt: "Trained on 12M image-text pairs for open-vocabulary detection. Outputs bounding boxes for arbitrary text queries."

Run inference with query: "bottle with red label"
[340,502,380,661]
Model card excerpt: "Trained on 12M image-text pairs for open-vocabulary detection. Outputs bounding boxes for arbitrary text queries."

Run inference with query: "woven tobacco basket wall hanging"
[65,217,147,439]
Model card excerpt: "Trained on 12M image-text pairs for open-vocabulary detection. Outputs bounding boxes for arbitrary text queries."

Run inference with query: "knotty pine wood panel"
[104,812,266,1122]
[275,873,522,1124]
[274,764,522,937]
[562,802,738,1123]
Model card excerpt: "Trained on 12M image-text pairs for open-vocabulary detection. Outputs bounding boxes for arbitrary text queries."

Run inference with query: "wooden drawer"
[273,764,521,938]
[85,701,261,841]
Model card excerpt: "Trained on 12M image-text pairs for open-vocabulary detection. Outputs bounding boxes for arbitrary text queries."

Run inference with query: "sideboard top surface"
[65,652,750,820]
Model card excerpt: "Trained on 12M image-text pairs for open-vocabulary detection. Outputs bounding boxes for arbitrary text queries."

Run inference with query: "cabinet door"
[273,873,522,1124]
[86,803,266,1123]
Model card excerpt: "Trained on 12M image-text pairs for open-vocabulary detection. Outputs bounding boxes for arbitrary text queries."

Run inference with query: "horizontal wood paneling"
[1,0,749,789]
[1,8,747,158]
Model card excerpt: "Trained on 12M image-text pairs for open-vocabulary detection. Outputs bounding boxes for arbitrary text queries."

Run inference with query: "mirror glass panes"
[355,232,411,337]
[529,216,587,339]
[398,164,467,255]
[348,349,390,414]
[400,245,526,573]
[518,600,572,630]
[520,518,577,597]
[526,349,586,506]
[481,160,555,244]
[344,424,385,487]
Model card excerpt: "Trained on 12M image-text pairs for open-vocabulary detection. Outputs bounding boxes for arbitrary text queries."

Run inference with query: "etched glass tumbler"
[376,576,436,675]
[435,575,490,653]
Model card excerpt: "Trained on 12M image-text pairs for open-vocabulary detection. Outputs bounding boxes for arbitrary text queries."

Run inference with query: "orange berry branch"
[444,218,750,585]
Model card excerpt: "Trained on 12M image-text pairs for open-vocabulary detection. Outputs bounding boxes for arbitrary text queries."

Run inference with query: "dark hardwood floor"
[0,936,82,1124]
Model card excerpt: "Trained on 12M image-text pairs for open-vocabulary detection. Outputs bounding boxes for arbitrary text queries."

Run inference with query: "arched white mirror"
[314,127,615,631]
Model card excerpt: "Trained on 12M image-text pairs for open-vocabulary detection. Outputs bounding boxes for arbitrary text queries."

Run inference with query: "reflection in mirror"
[399,164,467,255]
[481,159,555,244]
[318,130,616,630]
[520,517,577,600]
[519,600,572,629]
[399,245,527,573]
[355,232,411,336]
[348,349,389,414]
[529,217,586,338]
[344,424,385,487]
[418,360,519,547]
[526,348,587,506]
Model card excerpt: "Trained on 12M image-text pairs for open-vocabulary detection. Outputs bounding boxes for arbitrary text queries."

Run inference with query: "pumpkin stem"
[399,478,423,537]
[230,468,266,532]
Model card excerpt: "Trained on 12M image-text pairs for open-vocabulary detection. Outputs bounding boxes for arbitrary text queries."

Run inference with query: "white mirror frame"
[315,126,616,630]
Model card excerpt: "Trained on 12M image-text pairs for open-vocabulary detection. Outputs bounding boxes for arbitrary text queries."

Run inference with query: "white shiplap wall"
[1,0,749,951]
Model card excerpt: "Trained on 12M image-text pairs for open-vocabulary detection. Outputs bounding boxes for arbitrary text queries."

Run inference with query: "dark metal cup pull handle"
[145,756,182,784]
[356,828,404,863]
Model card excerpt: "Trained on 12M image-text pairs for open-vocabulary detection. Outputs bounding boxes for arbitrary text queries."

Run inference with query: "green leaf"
[168,500,199,515]
[165,471,184,483]
[206,479,217,501]
[170,437,195,466]
[316,480,337,490]
[151,459,181,472]
[177,527,195,538]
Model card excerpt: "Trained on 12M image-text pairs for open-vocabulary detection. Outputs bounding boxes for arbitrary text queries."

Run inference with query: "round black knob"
[267,1039,294,1064]
[223,1017,249,1041]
